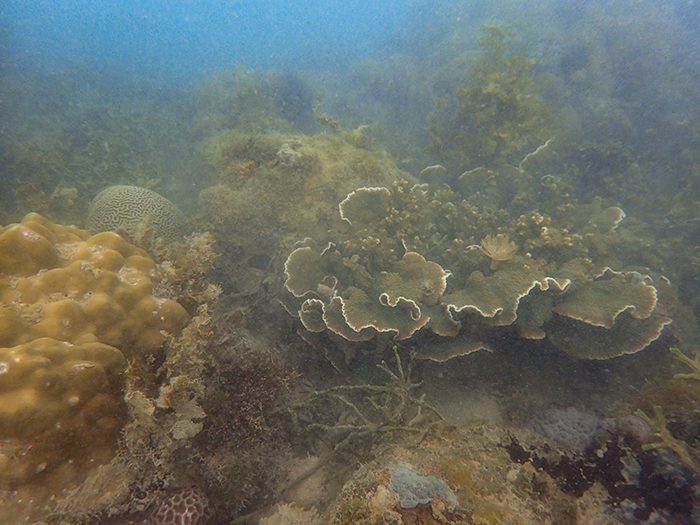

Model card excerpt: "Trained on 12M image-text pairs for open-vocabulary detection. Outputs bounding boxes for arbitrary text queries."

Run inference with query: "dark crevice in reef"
[504,434,695,521]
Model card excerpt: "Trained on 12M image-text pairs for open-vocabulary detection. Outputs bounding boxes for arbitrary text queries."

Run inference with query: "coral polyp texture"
[86,185,188,245]
[283,180,672,360]
[0,213,189,493]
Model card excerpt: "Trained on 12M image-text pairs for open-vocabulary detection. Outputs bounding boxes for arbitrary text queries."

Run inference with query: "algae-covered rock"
[199,131,410,296]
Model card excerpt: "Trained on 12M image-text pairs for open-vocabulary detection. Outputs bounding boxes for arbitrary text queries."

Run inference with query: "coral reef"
[0,215,297,523]
[0,337,127,487]
[284,348,443,459]
[86,185,189,247]
[198,131,409,299]
[323,423,588,525]
[282,179,671,360]
[671,347,700,382]
[635,405,700,478]
[145,487,212,525]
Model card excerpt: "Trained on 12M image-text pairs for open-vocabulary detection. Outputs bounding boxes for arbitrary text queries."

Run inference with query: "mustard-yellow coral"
[0,213,190,493]
[0,213,189,357]
[0,337,127,487]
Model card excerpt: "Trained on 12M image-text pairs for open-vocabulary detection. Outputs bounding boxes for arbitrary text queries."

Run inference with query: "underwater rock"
[198,131,407,297]
[325,422,591,524]
[86,185,188,246]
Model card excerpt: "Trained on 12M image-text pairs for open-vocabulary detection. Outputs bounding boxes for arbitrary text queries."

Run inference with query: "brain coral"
[0,213,190,492]
[86,185,188,245]
[146,487,212,525]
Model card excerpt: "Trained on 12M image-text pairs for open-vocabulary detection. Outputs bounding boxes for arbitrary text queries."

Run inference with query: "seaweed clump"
[427,24,554,171]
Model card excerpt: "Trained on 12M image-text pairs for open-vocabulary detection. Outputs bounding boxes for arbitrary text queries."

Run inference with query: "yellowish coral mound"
[0,213,189,357]
[0,337,127,488]
[0,213,190,501]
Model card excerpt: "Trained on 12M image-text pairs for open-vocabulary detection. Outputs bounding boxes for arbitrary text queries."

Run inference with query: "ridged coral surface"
[86,185,188,245]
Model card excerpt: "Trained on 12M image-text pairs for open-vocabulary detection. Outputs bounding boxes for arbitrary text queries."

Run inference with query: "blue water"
[4,1,700,523]
[3,0,410,80]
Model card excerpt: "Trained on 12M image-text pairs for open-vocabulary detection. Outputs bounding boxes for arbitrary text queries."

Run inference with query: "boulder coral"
[0,338,127,488]
[0,213,189,356]
[0,213,189,493]
[282,182,671,360]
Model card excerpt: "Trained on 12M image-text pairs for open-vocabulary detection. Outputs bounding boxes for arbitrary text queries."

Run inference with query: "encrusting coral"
[282,176,672,361]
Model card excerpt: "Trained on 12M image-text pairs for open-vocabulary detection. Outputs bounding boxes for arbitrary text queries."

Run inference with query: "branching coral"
[282,347,443,490]
[670,347,700,381]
